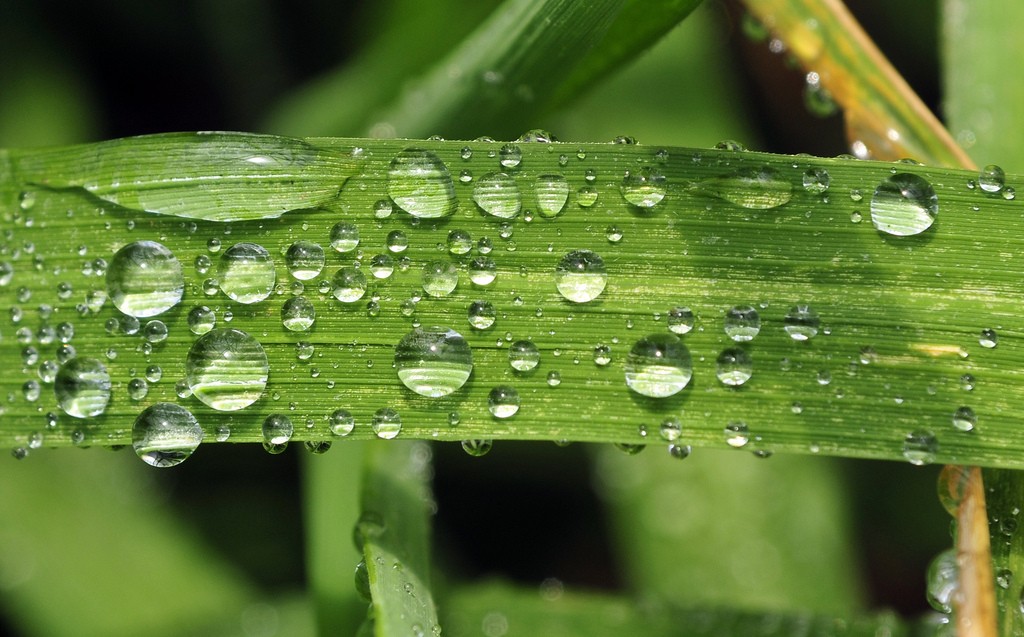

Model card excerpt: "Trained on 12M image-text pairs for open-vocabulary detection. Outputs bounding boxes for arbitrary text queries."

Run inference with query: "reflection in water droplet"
[488,386,520,418]
[422,261,459,297]
[870,173,938,236]
[330,222,360,253]
[535,174,569,218]
[624,334,692,398]
[107,241,184,317]
[724,305,761,341]
[332,267,368,303]
[667,306,695,335]
[783,304,820,341]
[716,348,753,386]
[468,257,497,286]
[285,241,325,280]
[387,148,457,218]
[188,305,216,335]
[925,548,958,613]
[186,328,269,411]
[473,172,522,219]
[395,326,473,398]
[282,296,316,331]
[468,300,496,329]
[55,357,111,418]
[329,409,355,436]
[499,144,522,168]
[219,242,276,304]
[462,439,493,457]
[979,328,998,349]
[132,402,203,468]
[903,429,938,465]
[262,413,294,445]
[509,340,540,372]
[697,167,792,209]
[952,406,977,432]
[555,250,606,303]
[724,422,750,447]
[668,444,691,459]
[801,167,830,193]
[372,407,402,439]
[659,418,682,441]
[620,167,666,208]
[978,164,1006,193]
[447,230,473,255]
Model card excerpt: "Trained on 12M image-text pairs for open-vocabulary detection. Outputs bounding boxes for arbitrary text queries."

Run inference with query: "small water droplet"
[509,340,540,372]
[281,296,316,331]
[468,301,496,330]
[107,241,184,318]
[870,173,938,236]
[802,168,830,193]
[262,413,294,445]
[330,222,360,253]
[372,407,402,439]
[473,172,522,218]
[387,148,457,218]
[395,326,473,398]
[624,334,692,398]
[327,409,354,436]
[979,328,998,349]
[667,444,691,459]
[447,230,473,255]
[903,429,938,465]
[133,402,203,467]
[535,174,569,218]
[620,167,666,208]
[593,344,611,366]
[659,417,682,441]
[783,304,820,341]
[219,242,276,304]
[127,378,149,400]
[724,422,750,447]
[488,386,520,418]
[54,358,111,418]
[978,164,1006,193]
[188,305,216,335]
[469,257,497,286]
[724,305,761,341]
[285,241,325,281]
[422,261,459,297]
[332,267,367,303]
[952,406,976,432]
[577,186,598,207]
[716,347,753,386]
[186,328,269,411]
[555,250,606,303]
[498,144,522,168]
[667,306,695,335]
[462,439,493,457]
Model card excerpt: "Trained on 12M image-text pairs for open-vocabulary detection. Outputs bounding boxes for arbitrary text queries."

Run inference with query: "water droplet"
[499,144,522,168]
[667,306,695,335]
[462,439,493,457]
[716,347,753,386]
[620,167,666,208]
[52,357,110,418]
[262,413,294,445]
[546,370,561,387]
[219,242,276,304]
[960,374,975,391]
[870,173,938,236]
[422,261,459,297]
[952,406,977,432]
[286,241,325,281]
[469,257,497,286]
[696,167,792,209]
[535,174,569,218]
[186,328,269,411]
[132,403,203,467]
[372,408,402,439]
[281,296,316,331]
[488,386,520,418]
[473,172,522,219]
[106,241,184,318]
[296,341,315,361]
[577,186,598,207]
[127,378,149,400]
[555,250,606,303]
[468,301,496,329]
[802,168,830,193]
[369,254,394,279]
[387,148,457,218]
[724,305,761,341]
[447,230,473,255]
[394,326,473,398]
[979,328,998,349]
[143,320,168,344]
[925,548,958,613]
[386,230,408,254]
[903,430,938,465]
[509,340,540,372]
[373,199,393,220]
[188,305,216,335]
[624,334,692,398]
[326,409,355,436]
[330,222,360,253]
[659,417,682,441]
[332,267,368,303]
[724,422,750,447]
[593,344,611,366]
[978,164,1006,193]
[667,444,692,459]
[783,304,820,341]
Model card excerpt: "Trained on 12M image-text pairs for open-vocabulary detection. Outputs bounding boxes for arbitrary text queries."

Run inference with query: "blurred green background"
[0,1,951,635]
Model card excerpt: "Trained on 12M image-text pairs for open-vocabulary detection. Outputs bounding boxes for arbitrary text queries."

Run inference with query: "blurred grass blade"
[546,0,704,109]
[741,0,972,168]
[5,135,1024,469]
[357,441,438,637]
[941,0,1024,170]
[12,132,362,222]
[979,469,1024,636]
[369,0,626,139]
[303,442,367,636]
[442,581,906,637]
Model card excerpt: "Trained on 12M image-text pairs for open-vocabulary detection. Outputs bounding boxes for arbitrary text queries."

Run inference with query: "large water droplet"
[285,240,325,281]
[870,173,938,236]
[724,305,761,341]
[395,326,473,398]
[54,357,111,418]
[624,334,692,398]
[262,413,294,445]
[372,407,402,439]
[488,386,520,418]
[925,548,958,613]
[555,250,607,303]
[696,167,792,209]
[422,261,459,297]
[332,267,367,303]
[783,304,820,341]
[218,242,276,304]
[473,172,521,218]
[620,167,666,208]
[716,348,753,386]
[509,340,540,372]
[535,174,569,218]
[330,222,360,253]
[468,300,496,329]
[667,306,695,335]
[978,164,1006,194]
[107,241,184,318]
[329,409,355,436]
[132,402,203,468]
[387,148,457,219]
[186,328,269,411]
[188,305,216,335]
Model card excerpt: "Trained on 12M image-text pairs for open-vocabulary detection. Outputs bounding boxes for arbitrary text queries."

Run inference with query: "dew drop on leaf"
[107,241,184,318]
[394,326,473,398]
[624,334,692,398]
[132,402,203,468]
[387,148,457,219]
[716,347,753,386]
[218,242,276,304]
[186,328,269,411]
[488,386,520,418]
[473,172,522,219]
[372,407,402,439]
[870,173,938,236]
[555,250,607,303]
[54,357,111,418]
